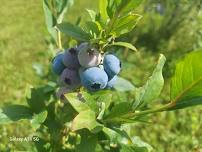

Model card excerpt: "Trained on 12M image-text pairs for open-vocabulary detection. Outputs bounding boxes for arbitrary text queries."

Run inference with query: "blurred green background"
[0,0,202,151]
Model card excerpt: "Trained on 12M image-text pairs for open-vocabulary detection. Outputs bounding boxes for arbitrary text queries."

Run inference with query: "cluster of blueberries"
[52,43,121,93]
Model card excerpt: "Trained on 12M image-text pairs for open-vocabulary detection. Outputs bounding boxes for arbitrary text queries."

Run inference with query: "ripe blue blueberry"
[52,53,66,75]
[106,75,117,89]
[59,68,81,88]
[79,67,108,91]
[77,43,102,68]
[103,54,121,79]
[63,48,80,69]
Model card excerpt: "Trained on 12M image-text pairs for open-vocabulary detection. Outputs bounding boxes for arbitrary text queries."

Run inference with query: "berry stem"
[57,29,62,49]
[104,102,176,123]
[131,102,176,117]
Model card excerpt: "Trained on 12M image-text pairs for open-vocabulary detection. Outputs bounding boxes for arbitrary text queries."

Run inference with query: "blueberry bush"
[0,0,202,151]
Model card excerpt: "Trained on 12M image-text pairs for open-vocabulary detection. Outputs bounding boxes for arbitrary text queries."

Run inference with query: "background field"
[0,0,202,151]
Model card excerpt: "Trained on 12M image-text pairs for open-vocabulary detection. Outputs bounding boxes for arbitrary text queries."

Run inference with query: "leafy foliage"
[113,77,135,91]
[57,0,142,52]
[133,54,166,108]
[109,42,137,52]
[31,110,48,129]
[65,93,91,113]
[43,0,57,41]
[75,130,98,152]
[169,50,202,110]
[72,109,103,133]
[57,22,91,41]
[110,13,142,37]
[0,0,202,151]
[0,105,32,124]
[43,0,73,43]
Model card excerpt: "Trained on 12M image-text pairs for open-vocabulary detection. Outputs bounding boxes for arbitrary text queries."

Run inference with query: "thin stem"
[132,102,175,117]
[104,102,176,123]
[57,29,62,49]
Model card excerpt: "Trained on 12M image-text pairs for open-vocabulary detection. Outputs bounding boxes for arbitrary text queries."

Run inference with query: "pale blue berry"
[79,67,108,91]
[77,43,102,68]
[103,54,121,79]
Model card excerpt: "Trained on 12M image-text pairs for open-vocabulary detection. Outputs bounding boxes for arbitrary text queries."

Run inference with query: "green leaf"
[99,0,109,23]
[81,92,99,113]
[27,86,51,113]
[102,127,122,143]
[57,22,91,41]
[72,110,103,133]
[106,0,142,36]
[57,101,77,123]
[133,54,166,108]
[119,0,143,14]
[86,9,97,21]
[0,105,32,124]
[107,0,142,21]
[75,16,82,26]
[56,0,74,23]
[96,91,113,110]
[43,0,57,41]
[113,77,135,91]
[0,109,12,124]
[97,102,105,120]
[131,136,153,152]
[120,146,145,152]
[105,102,132,119]
[75,130,98,152]
[34,137,51,152]
[103,127,131,144]
[110,42,137,51]
[120,145,135,152]
[85,21,100,36]
[120,136,152,152]
[120,144,149,152]
[81,90,113,114]
[169,50,202,110]
[107,0,121,18]
[43,81,57,93]
[65,93,90,113]
[112,14,142,36]
[103,127,152,152]
[31,110,48,129]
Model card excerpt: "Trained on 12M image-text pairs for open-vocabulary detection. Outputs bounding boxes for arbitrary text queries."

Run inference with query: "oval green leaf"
[133,54,166,108]
[169,50,202,110]
[110,42,137,52]
[113,77,135,91]
[57,22,91,41]
[72,110,103,133]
